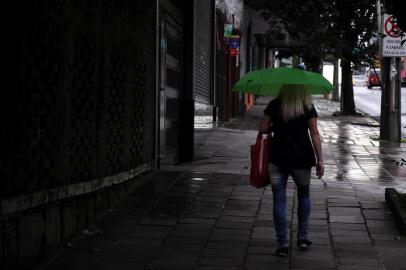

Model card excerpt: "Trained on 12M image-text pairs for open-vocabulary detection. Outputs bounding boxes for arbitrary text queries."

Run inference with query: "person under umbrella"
[259,84,324,257]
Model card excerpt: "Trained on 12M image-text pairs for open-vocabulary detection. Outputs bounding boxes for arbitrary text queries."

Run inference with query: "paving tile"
[329,223,367,231]
[366,217,398,225]
[139,218,178,226]
[370,233,405,241]
[119,237,163,247]
[331,229,369,237]
[202,248,245,258]
[300,236,330,245]
[291,258,336,269]
[161,237,206,253]
[363,211,393,220]
[328,207,362,216]
[246,254,289,264]
[179,217,217,225]
[292,268,335,270]
[245,262,289,270]
[212,228,251,236]
[198,257,244,267]
[291,250,334,260]
[247,246,274,255]
[152,250,199,261]
[217,216,255,223]
[106,245,156,263]
[129,225,173,238]
[332,236,372,244]
[383,261,406,270]
[209,233,250,242]
[69,237,115,251]
[253,220,274,227]
[333,243,375,252]
[337,266,384,270]
[338,257,383,266]
[196,267,244,270]
[170,229,211,238]
[41,252,107,270]
[148,260,196,270]
[205,241,247,251]
[215,221,253,230]
[368,226,399,234]
[175,223,214,230]
[166,235,207,243]
[334,249,379,259]
[248,238,278,247]
[374,246,406,255]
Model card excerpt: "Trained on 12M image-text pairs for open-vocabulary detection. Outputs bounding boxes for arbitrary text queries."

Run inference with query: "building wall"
[193,0,214,106]
[1,1,156,268]
[215,10,241,121]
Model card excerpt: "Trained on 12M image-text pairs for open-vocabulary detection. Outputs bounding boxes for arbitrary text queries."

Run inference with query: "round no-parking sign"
[384,15,401,38]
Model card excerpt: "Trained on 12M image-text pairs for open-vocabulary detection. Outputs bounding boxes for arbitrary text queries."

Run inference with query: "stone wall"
[0,1,156,269]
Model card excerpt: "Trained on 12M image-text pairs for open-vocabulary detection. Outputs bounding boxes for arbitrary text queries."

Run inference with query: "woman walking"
[259,84,324,257]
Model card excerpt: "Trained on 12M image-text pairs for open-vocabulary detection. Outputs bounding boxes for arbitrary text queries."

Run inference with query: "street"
[352,81,406,138]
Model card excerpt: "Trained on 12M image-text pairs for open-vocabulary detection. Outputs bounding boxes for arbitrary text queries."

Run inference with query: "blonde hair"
[278,84,312,121]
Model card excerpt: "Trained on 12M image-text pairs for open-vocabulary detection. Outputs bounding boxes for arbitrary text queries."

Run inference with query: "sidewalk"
[38,97,406,270]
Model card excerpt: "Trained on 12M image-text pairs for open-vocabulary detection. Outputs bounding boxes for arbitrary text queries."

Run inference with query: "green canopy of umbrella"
[233,67,334,96]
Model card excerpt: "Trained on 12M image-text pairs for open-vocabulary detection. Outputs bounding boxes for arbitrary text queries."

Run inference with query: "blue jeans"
[269,163,311,248]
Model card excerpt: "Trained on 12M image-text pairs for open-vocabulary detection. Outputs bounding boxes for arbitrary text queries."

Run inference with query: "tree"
[328,1,378,115]
[245,0,378,115]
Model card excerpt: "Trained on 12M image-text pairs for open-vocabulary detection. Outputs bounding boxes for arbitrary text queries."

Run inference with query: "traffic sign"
[382,14,406,57]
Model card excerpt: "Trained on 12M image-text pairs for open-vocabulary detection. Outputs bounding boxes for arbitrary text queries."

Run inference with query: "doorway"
[158,2,183,164]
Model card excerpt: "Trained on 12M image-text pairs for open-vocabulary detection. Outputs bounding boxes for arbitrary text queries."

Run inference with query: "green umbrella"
[233,67,334,96]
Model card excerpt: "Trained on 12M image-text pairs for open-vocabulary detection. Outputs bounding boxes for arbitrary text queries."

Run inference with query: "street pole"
[395,57,401,140]
[382,58,401,142]
[378,0,400,142]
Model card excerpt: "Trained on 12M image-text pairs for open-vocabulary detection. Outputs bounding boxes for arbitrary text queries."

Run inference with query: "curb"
[385,188,406,235]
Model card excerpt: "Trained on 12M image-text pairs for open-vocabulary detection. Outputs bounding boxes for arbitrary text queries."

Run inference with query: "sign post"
[380,13,403,142]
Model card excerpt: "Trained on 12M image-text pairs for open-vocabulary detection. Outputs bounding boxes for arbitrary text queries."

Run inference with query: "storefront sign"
[224,24,233,38]
[228,35,240,56]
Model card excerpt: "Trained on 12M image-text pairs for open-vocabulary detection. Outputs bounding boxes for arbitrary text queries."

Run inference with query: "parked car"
[366,69,381,89]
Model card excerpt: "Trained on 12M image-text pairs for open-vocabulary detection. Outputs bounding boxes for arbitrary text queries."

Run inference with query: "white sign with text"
[382,14,406,57]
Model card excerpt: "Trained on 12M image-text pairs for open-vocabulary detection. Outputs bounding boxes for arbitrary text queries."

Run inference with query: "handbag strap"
[257,132,268,142]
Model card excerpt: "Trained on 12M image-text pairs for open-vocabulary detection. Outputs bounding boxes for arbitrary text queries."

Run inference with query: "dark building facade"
[0,1,240,268]
[1,1,157,269]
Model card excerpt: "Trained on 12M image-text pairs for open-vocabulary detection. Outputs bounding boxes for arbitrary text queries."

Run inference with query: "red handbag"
[249,133,270,188]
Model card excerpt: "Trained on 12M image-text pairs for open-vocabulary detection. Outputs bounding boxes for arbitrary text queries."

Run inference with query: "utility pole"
[378,1,402,142]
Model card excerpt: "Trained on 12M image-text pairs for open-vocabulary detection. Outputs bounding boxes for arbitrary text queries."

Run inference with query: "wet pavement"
[38,97,406,270]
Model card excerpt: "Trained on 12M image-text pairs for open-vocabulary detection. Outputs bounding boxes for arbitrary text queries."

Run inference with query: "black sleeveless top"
[264,98,318,169]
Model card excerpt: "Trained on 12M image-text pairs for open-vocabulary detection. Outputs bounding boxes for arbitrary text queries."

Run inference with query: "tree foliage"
[245,0,379,114]
[246,0,378,65]
[245,0,331,71]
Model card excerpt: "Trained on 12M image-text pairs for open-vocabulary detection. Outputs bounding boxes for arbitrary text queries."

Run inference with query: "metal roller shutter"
[193,0,213,104]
